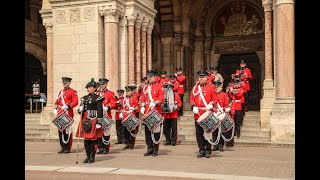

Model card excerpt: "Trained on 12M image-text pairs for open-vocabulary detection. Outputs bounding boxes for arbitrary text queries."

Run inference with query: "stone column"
[147,25,153,70]
[270,0,295,143]
[141,21,148,78]
[127,16,136,84]
[44,23,53,107]
[135,18,142,84]
[100,5,123,92]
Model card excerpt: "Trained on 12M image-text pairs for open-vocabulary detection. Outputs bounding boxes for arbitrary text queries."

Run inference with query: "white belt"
[196,106,207,110]
[232,100,241,102]
[179,85,184,87]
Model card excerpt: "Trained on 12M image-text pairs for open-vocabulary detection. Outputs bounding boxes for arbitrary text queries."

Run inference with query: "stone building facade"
[25,0,294,144]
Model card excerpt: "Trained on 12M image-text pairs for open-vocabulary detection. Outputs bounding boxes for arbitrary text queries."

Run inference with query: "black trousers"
[241,103,245,122]
[178,94,184,115]
[97,134,111,152]
[115,120,124,143]
[234,110,243,136]
[123,125,138,147]
[58,130,72,151]
[244,91,250,110]
[225,128,234,147]
[195,121,211,154]
[144,124,161,153]
[84,139,97,160]
[163,118,177,144]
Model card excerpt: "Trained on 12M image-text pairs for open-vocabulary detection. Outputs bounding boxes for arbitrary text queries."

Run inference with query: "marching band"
[52,60,252,162]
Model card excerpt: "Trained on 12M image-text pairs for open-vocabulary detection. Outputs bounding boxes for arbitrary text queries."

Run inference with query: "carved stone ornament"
[55,10,66,24]
[84,7,95,21]
[70,8,80,23]
[214,38,263,54]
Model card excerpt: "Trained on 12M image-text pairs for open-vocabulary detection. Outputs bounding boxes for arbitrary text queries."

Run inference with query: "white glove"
[129,107,135,111]
[149,102,156,109]
[140,107,145,115]
[206,104,213,110]
[192,106,199,114]
[119,113,123,119]
[62,105,69,110]
[173,105,178,110]
[225,107,230,113]
[53,109,58,115]
[174,73,177,76]
[103,106,109,112]
[79,106,84,112]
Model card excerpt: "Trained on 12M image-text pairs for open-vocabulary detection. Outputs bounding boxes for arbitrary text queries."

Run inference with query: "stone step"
[241,126,261,131]
[241,130,270,137]
[182,111,193,116]
[25,128,50,134]
[243,121,260,127]
[243,117,261,122]
[25,124,50,129]
[235,135,270,142]
[25,117,41,121]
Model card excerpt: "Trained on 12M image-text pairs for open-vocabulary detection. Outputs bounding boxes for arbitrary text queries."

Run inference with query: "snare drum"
[122,113,140,131]
[141,109,164,131]
[52,111,74,132]
[197,111,220,132]
[218,113,234,133]
[99,115,114,132]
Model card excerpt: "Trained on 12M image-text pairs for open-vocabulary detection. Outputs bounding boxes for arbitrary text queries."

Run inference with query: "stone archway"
[25,42,47,74]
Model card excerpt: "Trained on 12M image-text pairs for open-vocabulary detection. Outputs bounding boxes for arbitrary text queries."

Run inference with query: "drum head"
[167,88,175,112]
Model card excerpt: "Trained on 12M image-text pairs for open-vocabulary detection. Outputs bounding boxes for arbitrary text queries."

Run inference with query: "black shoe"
[83,157,89,163]
[237,132,241,138]
[205,153,211,158]
[57,149,64,154]
[102,150,109,154]
[164,142,171,146]
[96,151,102,154]
[212,146,219,151]
[197,153,205,158]
[88,158,95,163]
[129,145,134,150]
[115,142,122,144]
[123,145,130,149]
[144,151,153,156]
[219,146,224,152]
[171,142,176,146]
[63,149,70,153]
[152,152,158,156]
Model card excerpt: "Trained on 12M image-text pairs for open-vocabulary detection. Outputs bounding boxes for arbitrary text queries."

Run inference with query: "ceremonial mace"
[76,99,84,164]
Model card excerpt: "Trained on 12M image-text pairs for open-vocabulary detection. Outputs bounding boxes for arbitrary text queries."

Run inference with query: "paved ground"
[25,142,295,180]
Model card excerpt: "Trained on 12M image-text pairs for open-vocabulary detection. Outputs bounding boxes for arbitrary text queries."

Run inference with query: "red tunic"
[122,96,140,119]
[228,87,244,111]
[190,83,218,120]
[213,92,229,113]
[115,97,124,120]
[54,87,79,117]
[140,82,164,115]
[159,77,170,86]
[163,92,183,119]
[176,74,186,95]
[236,68,252,91]
[97,90,117,119]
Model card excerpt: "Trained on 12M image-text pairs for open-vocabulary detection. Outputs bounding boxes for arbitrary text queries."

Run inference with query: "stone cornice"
[125,0,157,20]
[262,0,273,12]
[275,0,294,6]
[48,0,126,8]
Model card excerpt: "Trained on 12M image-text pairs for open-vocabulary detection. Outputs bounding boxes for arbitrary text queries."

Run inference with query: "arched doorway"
[25,52,47,95]
[218,53,261,110]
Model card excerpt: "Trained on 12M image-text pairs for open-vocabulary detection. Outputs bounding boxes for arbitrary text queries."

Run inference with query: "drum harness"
[216,103,235,142]
[192,85,220,146]
[57,90,73,144]
[123,97,140,138]
[145,84,164,144]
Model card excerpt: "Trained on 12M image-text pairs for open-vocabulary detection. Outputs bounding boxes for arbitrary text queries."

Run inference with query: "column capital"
[147,20,154,33]
[275,0,295,6]
[127,16,136,26]
[135,18,142,28]
[44,22,53,35]
[262,0,273,12]
[141,21,148,32]
[98,4,124,23]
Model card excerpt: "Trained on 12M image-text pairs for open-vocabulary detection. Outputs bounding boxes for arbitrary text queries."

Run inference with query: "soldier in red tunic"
[115,89,125,144]
[140,70,164,156]
[96,78,117,154]
[211,81,229,152]
[121,86,140,149]
[236,60,252,111]
[175,67,186,116]
[139,77,148,96]
[76,78,103,163]
[190,70,216,158]
[53,77,79,154]
[206,67,215,84]
[228,79,244,138]
[163,83,182,146]
[168,74,179,92]
[159,70,170,86]
[153,69,161,84]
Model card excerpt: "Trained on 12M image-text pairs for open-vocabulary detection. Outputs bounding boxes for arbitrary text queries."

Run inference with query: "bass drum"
[161,87,175,113]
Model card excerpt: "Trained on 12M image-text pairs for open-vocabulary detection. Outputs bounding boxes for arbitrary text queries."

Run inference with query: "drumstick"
[76,111,82,164]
